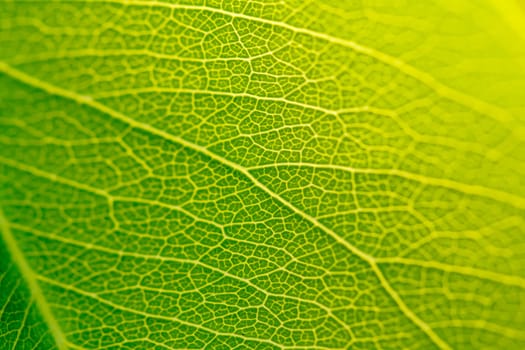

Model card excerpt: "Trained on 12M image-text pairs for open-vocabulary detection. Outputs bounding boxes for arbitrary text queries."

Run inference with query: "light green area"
[1,0,525,349]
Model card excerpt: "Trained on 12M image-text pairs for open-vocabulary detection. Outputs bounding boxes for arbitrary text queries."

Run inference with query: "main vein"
[0,206,69,350]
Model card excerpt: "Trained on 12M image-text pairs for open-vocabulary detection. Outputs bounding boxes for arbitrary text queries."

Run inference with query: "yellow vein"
[91,87,338,116]
[430,320,525,340]
[0,207,69,350]
[376,257,525,288]
[11,296,33,350]
[248,162,525,210]
[0,155,222,232]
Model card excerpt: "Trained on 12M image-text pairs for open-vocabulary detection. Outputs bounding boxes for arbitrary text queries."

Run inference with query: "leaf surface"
[1,1,525,349]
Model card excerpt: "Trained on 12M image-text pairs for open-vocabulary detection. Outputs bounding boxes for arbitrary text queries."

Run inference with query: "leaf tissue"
[1,1,525,349]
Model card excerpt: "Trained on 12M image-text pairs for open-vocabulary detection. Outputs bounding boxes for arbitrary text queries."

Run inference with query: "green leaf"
[1,1,525,349]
